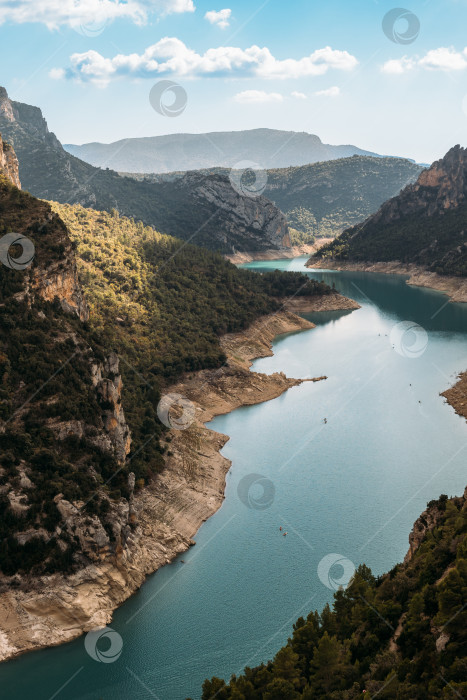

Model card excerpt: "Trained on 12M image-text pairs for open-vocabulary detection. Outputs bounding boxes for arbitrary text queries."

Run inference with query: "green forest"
[315,196,467,277]
[199,494,467,700]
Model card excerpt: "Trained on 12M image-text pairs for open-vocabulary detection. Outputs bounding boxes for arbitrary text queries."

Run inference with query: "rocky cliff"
[0,147,134,597]
[312,145,467,276]
[0,133,20,188]
[0,87,291,255]
[180,171,290,252]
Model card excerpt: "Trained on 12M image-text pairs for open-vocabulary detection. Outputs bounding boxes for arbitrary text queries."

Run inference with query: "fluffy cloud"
[291,91,307,99]
[382,47,467,74]
[0,0,194,29]
[205,9,231,29]
[314,86,340,97]
[234,90,283,103]
[53,38,358,85]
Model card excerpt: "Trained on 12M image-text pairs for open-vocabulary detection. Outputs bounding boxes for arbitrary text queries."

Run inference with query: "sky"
[1,0,467,163]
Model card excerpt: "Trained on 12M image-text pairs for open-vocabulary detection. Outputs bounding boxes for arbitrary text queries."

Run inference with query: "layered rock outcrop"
[181,171,290,253]
[0,134,20,188]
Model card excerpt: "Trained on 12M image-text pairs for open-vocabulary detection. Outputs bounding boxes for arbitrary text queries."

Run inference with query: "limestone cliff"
[180,171,290,253]
[0,134,20,188]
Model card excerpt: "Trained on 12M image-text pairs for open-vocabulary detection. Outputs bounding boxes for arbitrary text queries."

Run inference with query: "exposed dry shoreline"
[226,239,333,265]
[306,259,467,303]
[0,293,358,663]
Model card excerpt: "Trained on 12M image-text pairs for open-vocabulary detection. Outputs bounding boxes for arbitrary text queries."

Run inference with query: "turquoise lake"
[1,258,467,700]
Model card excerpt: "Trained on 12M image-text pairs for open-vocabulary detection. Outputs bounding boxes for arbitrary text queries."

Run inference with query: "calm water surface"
[2,258,467,700]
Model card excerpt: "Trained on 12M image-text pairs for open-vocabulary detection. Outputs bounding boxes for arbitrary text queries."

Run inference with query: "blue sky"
[1,0,467,163]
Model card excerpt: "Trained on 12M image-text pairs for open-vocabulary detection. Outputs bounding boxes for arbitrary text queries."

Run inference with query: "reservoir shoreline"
[0,292,358,663]
[306,258,467,303]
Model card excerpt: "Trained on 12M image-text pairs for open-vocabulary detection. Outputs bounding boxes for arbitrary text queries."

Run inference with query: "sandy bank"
[306,259,467,303]
[0,295,357,662]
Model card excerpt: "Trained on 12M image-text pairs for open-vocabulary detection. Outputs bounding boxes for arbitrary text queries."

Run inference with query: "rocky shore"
[0,296,357,663]
[442,371,467,422]
[306,259,467,303]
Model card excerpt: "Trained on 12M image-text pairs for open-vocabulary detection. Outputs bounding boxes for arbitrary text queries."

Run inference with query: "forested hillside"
[314,146,467,276]
[264,156,422,241]
[0,148,332,579]
[201,491,467,699]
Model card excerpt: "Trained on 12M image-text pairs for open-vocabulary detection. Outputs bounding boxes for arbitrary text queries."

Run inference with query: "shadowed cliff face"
[0,87,290,255]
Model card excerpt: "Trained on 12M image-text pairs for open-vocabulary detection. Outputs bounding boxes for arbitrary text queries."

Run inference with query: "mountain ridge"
[312,145,467,276]
[64,127,381,174]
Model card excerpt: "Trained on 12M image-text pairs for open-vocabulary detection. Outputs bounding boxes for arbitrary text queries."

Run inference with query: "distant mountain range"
[314,145,467,276]
[64,129,381,174]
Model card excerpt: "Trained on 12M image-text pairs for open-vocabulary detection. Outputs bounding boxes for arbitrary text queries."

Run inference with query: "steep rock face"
[182,172,290,252]
[0,87,292,255]
[0,166,133,587]
[91,353,131,463]
[370,145,467,224]
[0,134,20,188]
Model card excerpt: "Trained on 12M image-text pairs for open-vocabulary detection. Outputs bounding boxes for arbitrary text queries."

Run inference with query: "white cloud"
[291,91,307,99]
[234,90,283,104]
[205,9,231,29]
[0,0,194,30]
[382,47,467,74]
[55,38,358,85]
[381,57,415,75]
[49,67,65,80]
[419,47,467,71]
[314,86,340,97]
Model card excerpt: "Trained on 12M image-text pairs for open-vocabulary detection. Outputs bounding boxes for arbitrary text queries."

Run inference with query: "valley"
[1,8,467,695]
